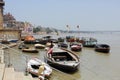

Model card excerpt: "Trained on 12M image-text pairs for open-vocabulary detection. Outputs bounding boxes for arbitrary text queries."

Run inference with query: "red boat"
[70,42,82,51]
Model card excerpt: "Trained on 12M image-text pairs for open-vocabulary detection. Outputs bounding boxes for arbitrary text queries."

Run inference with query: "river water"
[4,32,120,80]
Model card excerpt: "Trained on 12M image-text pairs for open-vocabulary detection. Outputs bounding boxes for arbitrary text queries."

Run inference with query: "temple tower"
[0,0,4,30]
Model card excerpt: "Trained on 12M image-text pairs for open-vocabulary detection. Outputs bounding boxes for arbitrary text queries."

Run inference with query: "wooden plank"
[0,64,5,80]
[3,67,15,80]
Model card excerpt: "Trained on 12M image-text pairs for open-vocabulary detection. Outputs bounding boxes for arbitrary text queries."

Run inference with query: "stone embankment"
[0,48,38,80]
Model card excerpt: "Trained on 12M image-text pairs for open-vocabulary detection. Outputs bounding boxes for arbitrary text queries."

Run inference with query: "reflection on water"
[4,32,120,80]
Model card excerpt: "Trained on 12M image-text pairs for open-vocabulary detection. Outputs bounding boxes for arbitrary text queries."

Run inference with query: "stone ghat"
[0,63,38,80]
[0,49,38,80]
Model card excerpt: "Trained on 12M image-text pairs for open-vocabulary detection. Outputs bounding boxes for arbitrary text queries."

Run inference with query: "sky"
[4,0,120,31]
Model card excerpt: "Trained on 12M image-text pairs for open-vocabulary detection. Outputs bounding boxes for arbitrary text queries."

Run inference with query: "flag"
[66,25,70,32]
[66,25,69,28]
[77,25,79,28]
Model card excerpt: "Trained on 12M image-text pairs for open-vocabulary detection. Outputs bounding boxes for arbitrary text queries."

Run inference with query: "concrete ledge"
[0,63,5,80]
[3,67,15,80]
[15,72,24,80]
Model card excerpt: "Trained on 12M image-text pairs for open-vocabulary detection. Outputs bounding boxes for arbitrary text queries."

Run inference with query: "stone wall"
[0,29,21,40]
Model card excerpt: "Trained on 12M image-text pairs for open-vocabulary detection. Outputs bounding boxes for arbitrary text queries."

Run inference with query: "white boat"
[34,44,45,49]
[27,58,52,79]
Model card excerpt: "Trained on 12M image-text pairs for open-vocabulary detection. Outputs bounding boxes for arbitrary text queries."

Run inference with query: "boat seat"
[52,56,67,61]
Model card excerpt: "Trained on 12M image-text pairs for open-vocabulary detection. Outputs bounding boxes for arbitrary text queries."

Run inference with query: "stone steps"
[15,72,24,80]
[0,63,38,80]
[0,49,39,80]
[3,67,15,80]
[0,63,5,80]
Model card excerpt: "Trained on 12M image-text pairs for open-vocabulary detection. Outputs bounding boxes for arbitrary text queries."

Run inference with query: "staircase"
[0,49,39,80]
[0,63,39,80]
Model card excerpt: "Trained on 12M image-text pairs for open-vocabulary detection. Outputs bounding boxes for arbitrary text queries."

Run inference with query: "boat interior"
[51,52,76,61]
[31,65,40,69]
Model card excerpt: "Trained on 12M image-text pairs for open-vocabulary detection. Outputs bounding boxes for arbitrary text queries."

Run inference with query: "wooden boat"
[95,44,110,53]
[70,42,82,51]
[58,42,68,48]
[24,35,36,44]
[27,58,52,79]
[46,42,54,47]
[44,48,80,72]
[9,39,18,43]
[82,37,97,48]
[18,43,29,49]
[22,48,38,53]
[1,40,10,44]
[34,44,45,49]
[58,37,64,42]
[66,36,75,42]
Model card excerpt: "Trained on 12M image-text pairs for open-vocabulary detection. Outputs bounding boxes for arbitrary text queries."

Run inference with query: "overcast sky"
[4,0,120,31]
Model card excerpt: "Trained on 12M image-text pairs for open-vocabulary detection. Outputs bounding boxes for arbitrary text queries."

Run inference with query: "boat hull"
[27,58,52,78]
[95,44,110,53]
[45,58,79,72]
[22,49,38,53]
[44,48,80,73]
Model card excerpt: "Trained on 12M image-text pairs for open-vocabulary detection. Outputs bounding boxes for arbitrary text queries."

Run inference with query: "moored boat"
[58,37,65,42]
[70,42,82,52]
[24,35,36,44]
[66,36,75,42]
[9,39,18,43]
[58,42,68,48]
[27,58,52,79]
[82,37,97,48]
[22,48,38,53]
[44,47,80,73]
[1,40,10,44]
[95,44,110,53]
[18,43,29,49]
[34,44,45,49]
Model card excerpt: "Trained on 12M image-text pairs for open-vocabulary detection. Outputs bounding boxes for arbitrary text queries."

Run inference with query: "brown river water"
[4,32,120,80]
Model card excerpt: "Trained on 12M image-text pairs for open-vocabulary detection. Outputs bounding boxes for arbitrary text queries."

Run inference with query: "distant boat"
[58,42,68,48]
[82,37,97,48]
[66,36,75,42]
[95,44,110,53]
[70,42,82,52]
[44,48,80,72]
[27,58,52,78]
[24,35,36,44]
[34,44,45,49]
[18,43,29,49]
[1,40,10,44]
[9,39,18,43]
[58,37,65,42]
[22,48,38,53]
